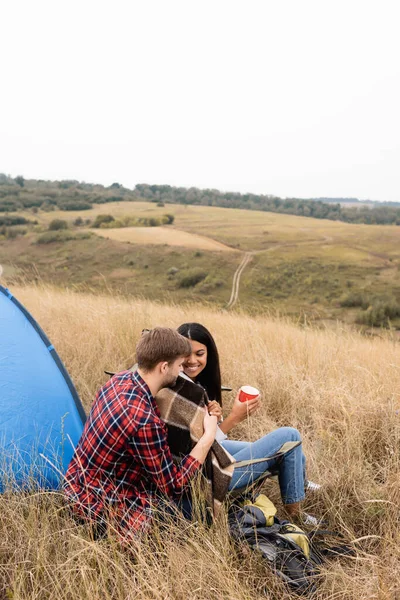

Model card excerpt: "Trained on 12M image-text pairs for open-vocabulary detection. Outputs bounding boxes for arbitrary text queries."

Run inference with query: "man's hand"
[207,400,223,422]
[189,411,218,464]
[203,410,218,441]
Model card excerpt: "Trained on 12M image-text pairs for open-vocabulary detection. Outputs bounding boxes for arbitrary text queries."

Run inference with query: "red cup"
[239,385,260,402]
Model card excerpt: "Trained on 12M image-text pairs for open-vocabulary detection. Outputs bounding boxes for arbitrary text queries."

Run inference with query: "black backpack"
[228,496,355,596]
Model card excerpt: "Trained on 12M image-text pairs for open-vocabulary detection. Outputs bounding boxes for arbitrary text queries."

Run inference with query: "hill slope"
[0,284,399,599]
[1,201,400,328]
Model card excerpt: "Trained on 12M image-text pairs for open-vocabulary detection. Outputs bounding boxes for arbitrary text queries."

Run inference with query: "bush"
[0,215,30,226]
[36,231,91,244]
[21,197,44,208]
[178,269,208,288]
[356,299,400,327]
[92,214,115,228]
[49,219,68,231]
[73,217,84,226]
[197,276,224,293]
[5,227,26,240]
[164,214,174,225]
[0,200,20,212]
[41,202,55,212]
[339,292,369,309]
[58,201,92,211]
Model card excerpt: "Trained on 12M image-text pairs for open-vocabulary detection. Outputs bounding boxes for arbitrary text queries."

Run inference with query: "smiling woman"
[177,322,319,524]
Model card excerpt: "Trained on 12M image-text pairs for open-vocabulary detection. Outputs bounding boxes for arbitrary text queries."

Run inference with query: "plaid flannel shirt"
[64,370,200,537]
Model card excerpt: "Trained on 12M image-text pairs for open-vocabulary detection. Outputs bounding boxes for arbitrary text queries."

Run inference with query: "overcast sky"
[1,0,399,201]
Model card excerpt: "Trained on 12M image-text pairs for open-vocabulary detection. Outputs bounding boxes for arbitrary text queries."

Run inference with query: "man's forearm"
[190,433,215,464]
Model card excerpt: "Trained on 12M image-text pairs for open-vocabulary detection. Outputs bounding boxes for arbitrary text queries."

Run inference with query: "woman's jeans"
[221,427,306,505]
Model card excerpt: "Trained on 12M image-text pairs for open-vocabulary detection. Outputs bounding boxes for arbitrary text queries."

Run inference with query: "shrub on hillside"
[58,200,92,211]
[20,197,44,208]
[1,227,27,239]
[339,292,370,309]
[92,214,115,228]
[178,269,208,288]
[49,219,68,231]
[356,299,400,327]
[197,276,224,293]
[164,214,174,224]
[36,231,91,244]
[0,199,21,212]
[41,202,55,211]
[0,215,30,226]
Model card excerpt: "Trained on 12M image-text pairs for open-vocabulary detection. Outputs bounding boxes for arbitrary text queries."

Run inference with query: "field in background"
[92,225,235,252]
[1,201,400,326]
[0,284,399,599]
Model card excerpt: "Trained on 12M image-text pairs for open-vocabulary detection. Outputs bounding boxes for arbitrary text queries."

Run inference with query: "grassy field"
[93,225,235,252]
[1,201,400,326]
[1,283,399,599]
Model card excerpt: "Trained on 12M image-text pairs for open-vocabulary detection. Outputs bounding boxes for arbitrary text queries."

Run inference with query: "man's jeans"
[221,427,306,505]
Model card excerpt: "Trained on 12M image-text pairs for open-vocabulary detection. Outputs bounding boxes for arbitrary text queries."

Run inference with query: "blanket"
[155,374,235,520]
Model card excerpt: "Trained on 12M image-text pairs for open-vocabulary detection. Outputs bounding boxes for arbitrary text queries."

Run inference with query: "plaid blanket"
[155,374,235,520]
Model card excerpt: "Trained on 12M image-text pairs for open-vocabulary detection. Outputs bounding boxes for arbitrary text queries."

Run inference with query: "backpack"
[228,494,355,596]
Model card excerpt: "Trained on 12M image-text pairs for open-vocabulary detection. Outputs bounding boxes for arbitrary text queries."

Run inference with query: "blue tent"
[0,285,86,490]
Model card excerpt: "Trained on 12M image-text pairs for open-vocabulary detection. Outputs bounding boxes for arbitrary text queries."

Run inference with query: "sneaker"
[302,512,320,527]
[306,480,322,492]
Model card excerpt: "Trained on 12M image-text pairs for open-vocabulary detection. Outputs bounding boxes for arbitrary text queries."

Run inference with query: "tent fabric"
[0,285,86,490]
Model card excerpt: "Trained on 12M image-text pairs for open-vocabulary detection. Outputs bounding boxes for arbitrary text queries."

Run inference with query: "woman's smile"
[183,340,208,380]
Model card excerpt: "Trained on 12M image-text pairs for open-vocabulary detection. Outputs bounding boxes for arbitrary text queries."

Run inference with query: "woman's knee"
[279,426,302,442]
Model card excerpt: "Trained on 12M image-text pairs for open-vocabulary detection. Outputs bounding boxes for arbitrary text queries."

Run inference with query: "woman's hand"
[218,390,261,435]
[231,391,260,422]
[207,400,223,422]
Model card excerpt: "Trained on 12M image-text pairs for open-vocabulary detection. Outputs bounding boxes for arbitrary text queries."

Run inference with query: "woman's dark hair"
[177,322,222,406]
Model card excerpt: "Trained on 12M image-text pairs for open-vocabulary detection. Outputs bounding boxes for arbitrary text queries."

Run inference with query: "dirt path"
[225,235,338,309]
[226,253,253,308]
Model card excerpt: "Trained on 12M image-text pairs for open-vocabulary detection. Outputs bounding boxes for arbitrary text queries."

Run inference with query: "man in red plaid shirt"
[64,328,218,541]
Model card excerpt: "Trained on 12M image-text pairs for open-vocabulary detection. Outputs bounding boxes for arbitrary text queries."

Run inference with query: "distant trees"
[133,184,400,226]
[2,176,400,227]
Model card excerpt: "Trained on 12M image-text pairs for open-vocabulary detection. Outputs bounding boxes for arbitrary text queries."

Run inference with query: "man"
[64,327,218,540]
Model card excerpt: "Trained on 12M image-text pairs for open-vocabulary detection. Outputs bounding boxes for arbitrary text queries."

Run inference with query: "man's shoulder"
[99,371,155,424]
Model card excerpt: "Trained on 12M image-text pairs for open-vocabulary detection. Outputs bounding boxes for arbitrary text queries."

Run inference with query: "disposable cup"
[239,385,260,402]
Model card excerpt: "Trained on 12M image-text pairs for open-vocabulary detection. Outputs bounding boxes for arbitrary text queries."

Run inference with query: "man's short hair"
[135,327,191,372]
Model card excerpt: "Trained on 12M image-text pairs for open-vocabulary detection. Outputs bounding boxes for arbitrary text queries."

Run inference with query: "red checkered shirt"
[64,370,200,537]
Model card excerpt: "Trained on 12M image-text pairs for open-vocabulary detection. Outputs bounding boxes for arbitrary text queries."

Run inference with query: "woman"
[177,322,318,522]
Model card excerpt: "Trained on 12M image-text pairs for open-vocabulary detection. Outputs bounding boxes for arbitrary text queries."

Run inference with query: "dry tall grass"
[1,283,400,599]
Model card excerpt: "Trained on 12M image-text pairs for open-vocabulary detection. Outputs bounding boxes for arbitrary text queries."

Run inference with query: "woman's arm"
[218,391,261,435]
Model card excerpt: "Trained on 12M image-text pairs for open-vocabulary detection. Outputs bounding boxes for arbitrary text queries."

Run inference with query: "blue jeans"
[221,427,306,505]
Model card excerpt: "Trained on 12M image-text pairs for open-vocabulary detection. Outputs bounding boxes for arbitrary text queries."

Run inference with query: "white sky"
[1,0,399,201]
